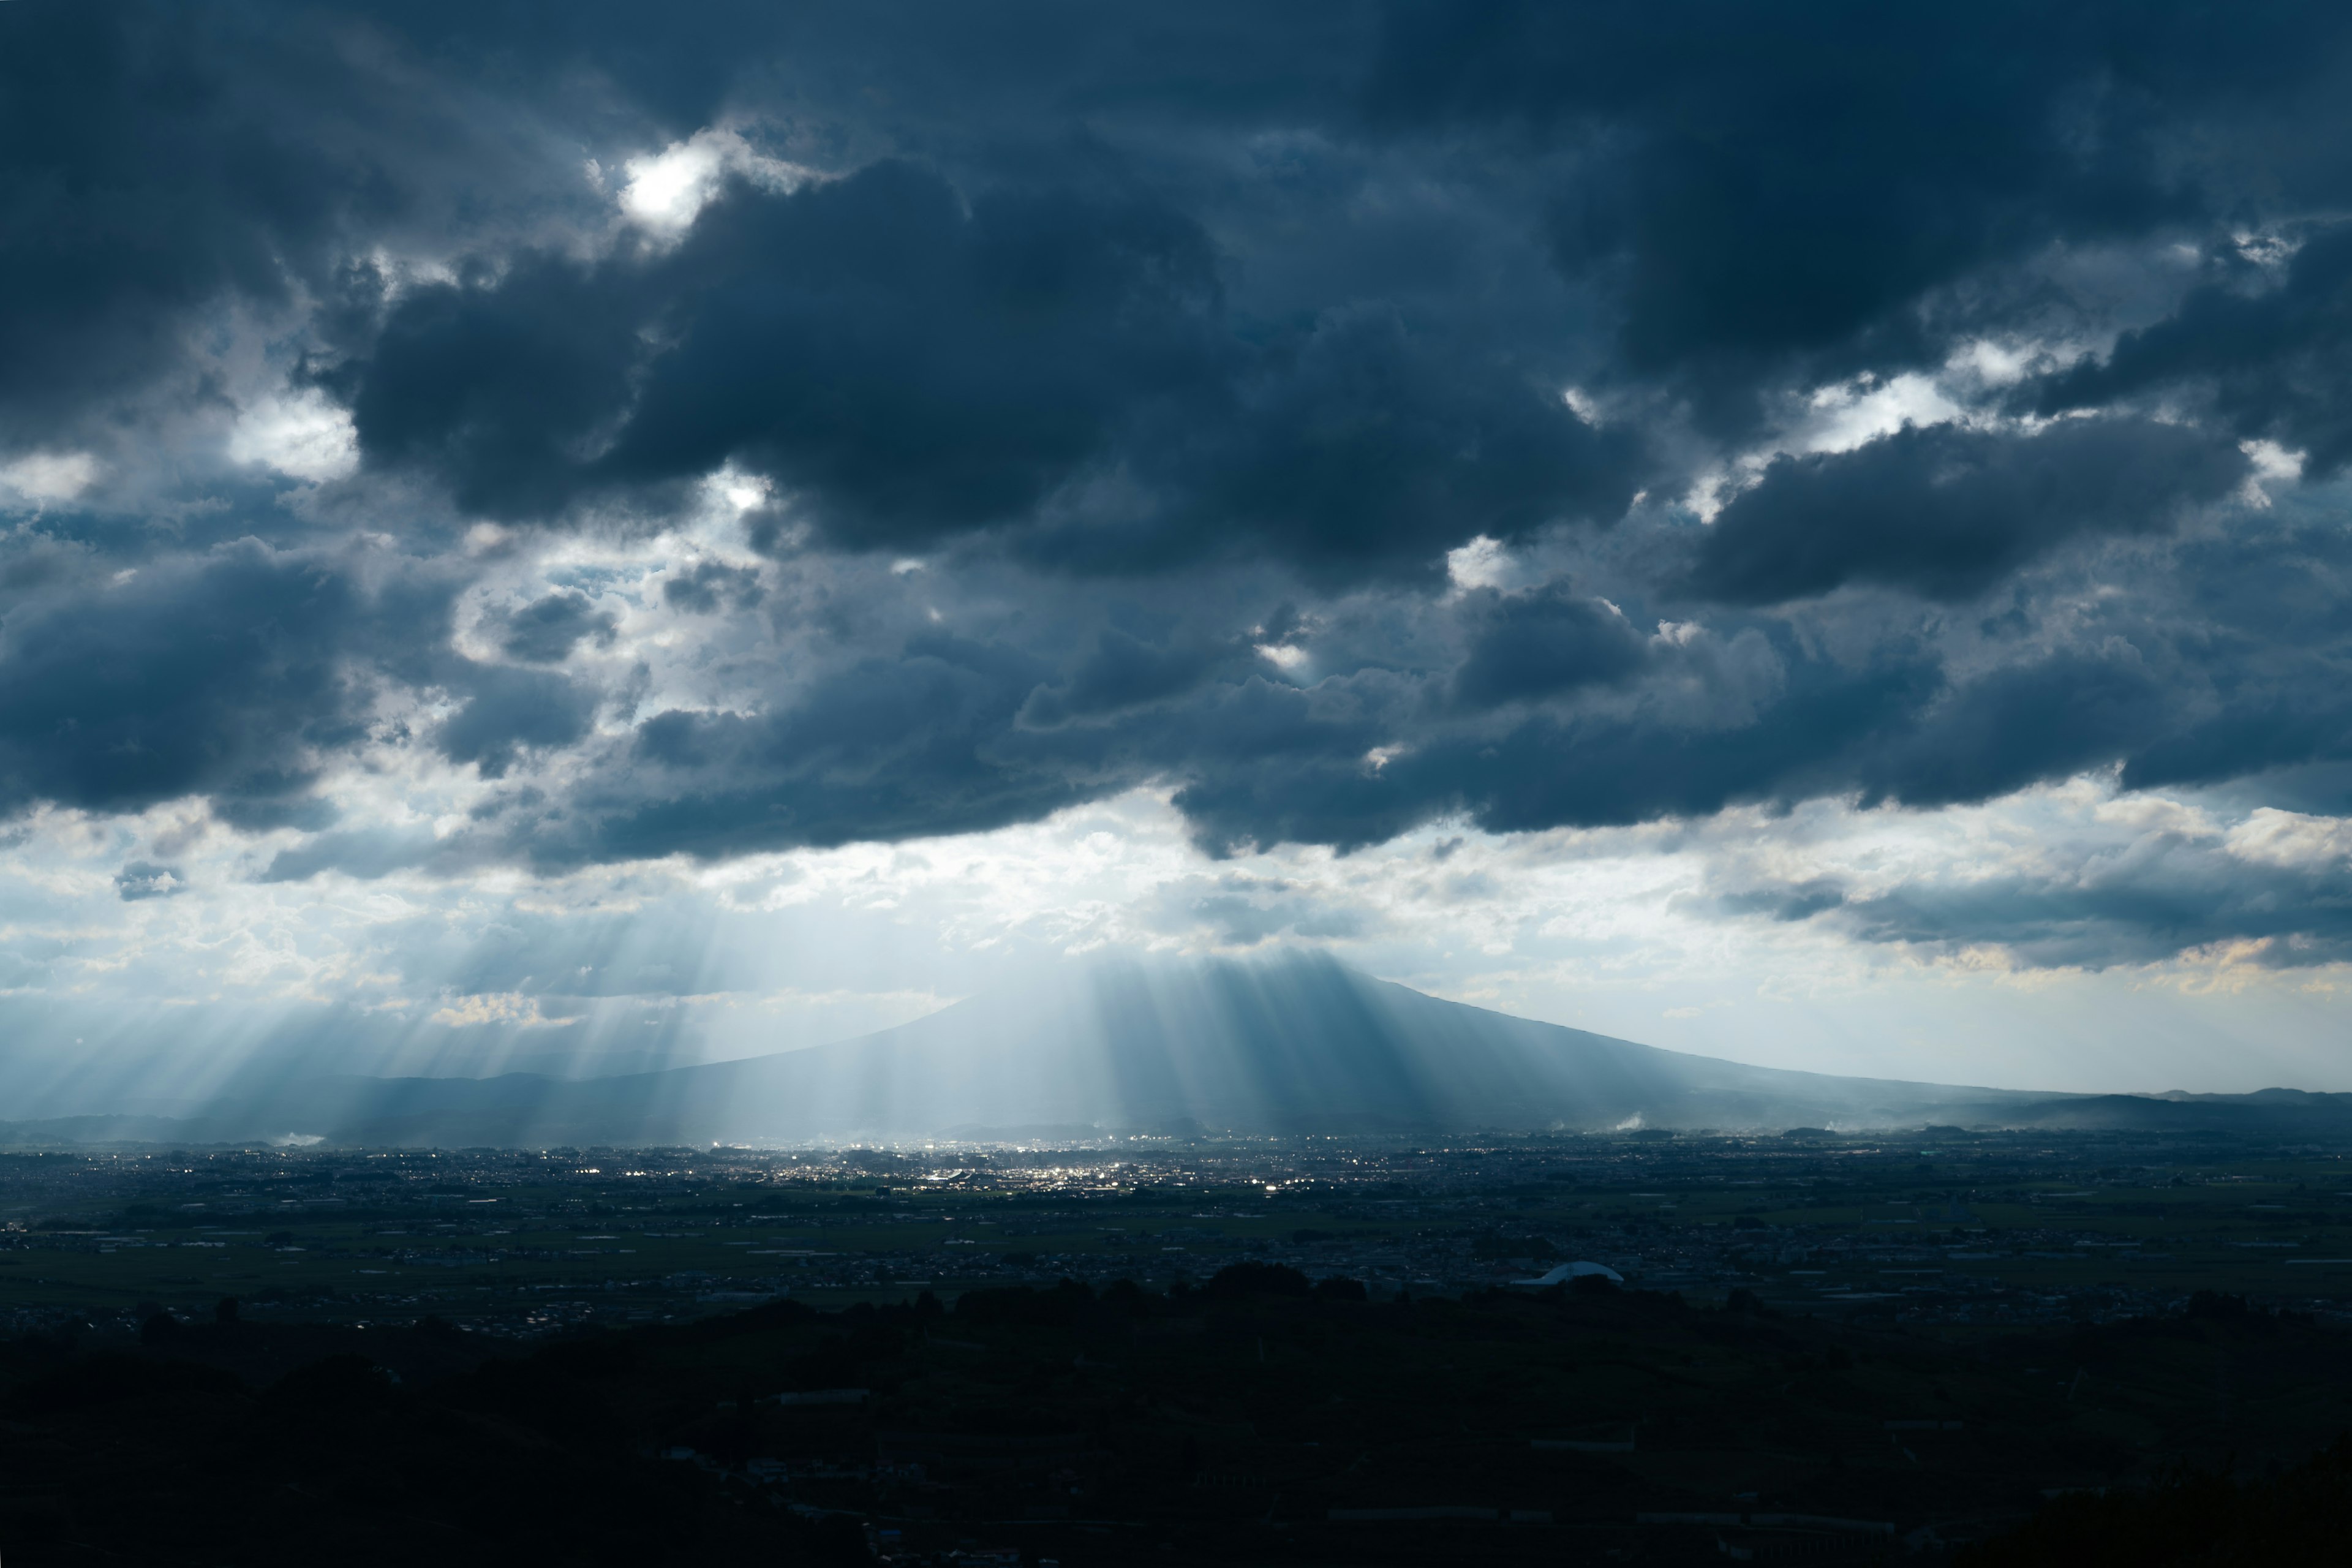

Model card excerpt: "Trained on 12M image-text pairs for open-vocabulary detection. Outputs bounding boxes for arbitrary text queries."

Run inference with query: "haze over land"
[11,952,2348,1149]
[2,3,2352,1104]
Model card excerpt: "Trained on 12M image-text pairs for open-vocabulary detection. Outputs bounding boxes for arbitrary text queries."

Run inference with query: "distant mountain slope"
[10,951,2349,1147]
[187,951,2059,1144]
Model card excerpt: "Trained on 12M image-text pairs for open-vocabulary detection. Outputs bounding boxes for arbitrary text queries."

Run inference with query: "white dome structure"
[1513,1261,1624,1286]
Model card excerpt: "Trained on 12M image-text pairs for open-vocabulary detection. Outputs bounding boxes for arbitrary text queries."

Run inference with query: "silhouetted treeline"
[7,1278,2352,1564]
[1962,1441,2352,1567]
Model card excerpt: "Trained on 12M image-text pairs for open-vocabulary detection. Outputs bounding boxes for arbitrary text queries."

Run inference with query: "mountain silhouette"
[10,951,2349,1147]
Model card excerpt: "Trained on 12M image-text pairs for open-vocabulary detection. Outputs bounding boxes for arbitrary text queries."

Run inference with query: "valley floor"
[4,1128,2352,1562]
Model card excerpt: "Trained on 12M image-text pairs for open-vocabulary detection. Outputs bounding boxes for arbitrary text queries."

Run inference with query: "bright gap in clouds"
[225,389,360,483]
[0,777,2345,1117]
[0,451,98,505]
[614,127,818,233]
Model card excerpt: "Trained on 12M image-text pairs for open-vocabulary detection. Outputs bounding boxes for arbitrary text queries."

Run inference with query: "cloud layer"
[5,0,2352,1054]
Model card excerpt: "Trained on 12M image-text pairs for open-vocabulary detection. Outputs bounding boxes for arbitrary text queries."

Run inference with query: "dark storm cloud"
[347,162,1226,533]
[547,632,1084,862]
[605,169,1234,551]
[435,663,600,780]
[0,538,443,826]
[2032,222,2352,477]
[1016,627,1243,728]
[1708,881,1847,924]
[1720,839,2352,973]
[11,0,2352,974]
[2090,508,2352,805]
[1363,1,2352,426]
[1687,420,2249,604]
[0,1,584,457]
[499,590,618,663]
[344,164,1637,579]
[661,562,763,615]
[1450,583,1648,708]
[350,491,2352,946]
[1164,640,1944,854]
[345,253,653,521]
[1107,305,1642,579]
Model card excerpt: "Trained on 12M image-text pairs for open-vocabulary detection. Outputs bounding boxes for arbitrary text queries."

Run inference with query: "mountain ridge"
[9,952,2350,1147]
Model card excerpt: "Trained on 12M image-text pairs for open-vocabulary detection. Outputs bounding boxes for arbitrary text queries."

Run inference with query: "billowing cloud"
[2033,222,2352,475]
[498,590,619,663]
[339,164,1637,580]
[1686,419,2248,604]
[113,861,186,902]
[0,538,436,828]
[0,2,584,467]
[1450,583,1649,707]
[1704,797,2352,972]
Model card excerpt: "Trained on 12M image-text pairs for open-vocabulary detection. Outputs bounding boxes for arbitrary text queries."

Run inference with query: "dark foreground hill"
[8,951,2352,1147]
[6,1275,2351,1565]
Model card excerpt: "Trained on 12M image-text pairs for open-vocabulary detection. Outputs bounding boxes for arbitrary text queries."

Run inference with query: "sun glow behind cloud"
[0,769,2345,1118]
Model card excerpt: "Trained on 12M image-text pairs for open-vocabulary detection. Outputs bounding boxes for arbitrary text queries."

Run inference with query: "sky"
[5,1,2352,1113]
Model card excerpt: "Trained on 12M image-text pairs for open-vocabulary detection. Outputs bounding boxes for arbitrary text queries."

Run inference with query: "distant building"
[1512,1261,1623,1286]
